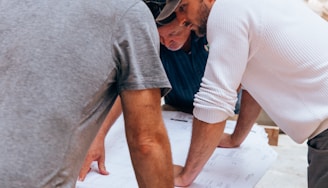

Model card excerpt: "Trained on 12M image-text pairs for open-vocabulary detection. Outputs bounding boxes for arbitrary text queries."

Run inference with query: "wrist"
[179,167,200,186]
[230,134,242,147]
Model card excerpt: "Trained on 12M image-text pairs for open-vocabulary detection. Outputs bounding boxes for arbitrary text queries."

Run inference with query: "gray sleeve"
[112,1,171,96]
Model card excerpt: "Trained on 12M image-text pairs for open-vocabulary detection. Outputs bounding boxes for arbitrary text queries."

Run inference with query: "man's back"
[202,0,328,143]
[0,0,170,187]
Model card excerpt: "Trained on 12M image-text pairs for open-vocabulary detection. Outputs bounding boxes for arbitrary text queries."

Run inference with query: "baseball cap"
[143,0,166,18]
[155,0,181,25]
[144,0,178,26]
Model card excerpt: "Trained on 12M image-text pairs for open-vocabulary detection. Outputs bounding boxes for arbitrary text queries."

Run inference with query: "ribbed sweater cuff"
[193,107,229,124]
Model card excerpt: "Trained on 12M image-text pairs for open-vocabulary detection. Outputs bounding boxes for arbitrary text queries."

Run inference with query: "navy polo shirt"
[160,32,208,114]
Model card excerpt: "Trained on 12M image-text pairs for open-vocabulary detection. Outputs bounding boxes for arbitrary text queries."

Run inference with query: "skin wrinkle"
[158,18,191,51]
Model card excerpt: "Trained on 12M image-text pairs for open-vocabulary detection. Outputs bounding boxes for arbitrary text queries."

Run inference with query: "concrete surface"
[255,134,308,188]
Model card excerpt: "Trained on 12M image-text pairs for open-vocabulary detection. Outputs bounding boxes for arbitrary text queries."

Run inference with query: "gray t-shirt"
[0,0,171,187]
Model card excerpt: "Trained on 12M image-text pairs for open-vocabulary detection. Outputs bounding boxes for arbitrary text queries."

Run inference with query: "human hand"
[174,165,191,187]
[78,137,109,181]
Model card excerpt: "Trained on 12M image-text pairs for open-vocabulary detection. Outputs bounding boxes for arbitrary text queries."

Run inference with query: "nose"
[177,17,192,29]
[175,12,188,27]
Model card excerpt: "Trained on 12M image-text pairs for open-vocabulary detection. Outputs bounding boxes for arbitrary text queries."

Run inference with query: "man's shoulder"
[106,0,151,20]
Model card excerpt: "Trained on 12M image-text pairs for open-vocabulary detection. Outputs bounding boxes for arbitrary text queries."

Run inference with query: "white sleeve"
[193,0,254,123]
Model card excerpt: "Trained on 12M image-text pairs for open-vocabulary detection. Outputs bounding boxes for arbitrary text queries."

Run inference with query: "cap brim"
[156,0,181,24]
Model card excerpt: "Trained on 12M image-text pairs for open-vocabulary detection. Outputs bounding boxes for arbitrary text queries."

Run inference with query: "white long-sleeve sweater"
[193,0,328,143]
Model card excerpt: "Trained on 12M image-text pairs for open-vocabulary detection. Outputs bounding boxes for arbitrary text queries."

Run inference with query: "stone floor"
[254,110,308,188]
[255,134,308,188]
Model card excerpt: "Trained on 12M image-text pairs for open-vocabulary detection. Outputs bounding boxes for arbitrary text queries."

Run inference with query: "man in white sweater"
[157,0,328,187]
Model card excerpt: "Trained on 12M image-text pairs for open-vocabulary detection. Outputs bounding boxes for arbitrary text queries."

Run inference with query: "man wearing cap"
[157,0,328,187]
[78,0,263,183]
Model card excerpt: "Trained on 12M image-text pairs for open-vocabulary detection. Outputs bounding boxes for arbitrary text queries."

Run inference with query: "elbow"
[127,131,170,156]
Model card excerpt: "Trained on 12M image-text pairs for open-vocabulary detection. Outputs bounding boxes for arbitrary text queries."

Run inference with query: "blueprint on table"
[76,111,277,188]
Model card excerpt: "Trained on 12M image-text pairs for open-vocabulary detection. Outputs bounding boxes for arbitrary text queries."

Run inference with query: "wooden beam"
[259,125,280,146]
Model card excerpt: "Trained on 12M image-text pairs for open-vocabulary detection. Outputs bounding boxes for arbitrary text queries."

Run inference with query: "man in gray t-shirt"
[0,0,173,187]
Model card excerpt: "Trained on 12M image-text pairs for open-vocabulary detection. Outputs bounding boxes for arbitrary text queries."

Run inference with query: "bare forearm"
[97,97,122,139]
[181,118,226,184]
[127,123,173,188]
[232,90,262,146]
[122,89,174,188]
[78,97,123,180]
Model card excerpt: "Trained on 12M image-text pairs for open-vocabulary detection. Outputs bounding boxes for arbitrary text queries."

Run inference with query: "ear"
[204,0,216,7]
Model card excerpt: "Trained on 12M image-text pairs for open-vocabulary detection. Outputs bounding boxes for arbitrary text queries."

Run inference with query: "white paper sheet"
[76,111,277,188]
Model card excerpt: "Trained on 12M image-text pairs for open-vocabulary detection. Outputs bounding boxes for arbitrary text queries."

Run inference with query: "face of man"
[157,18,191,51]
[175,0,211,37]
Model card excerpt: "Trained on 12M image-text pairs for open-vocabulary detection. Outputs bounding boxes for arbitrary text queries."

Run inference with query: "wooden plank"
[260,125,280,146]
